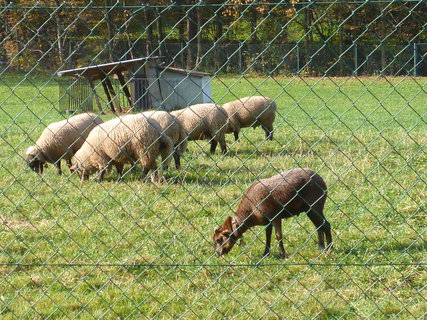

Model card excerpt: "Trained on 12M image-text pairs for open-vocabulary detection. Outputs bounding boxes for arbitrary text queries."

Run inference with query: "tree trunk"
[54,0,65,67]
[144,2,153,56]
[196,5,202,66]
[156,7,164,57]
[123,1,134,60]
[214,9,223,70]
[303,4,314,75]
[178,13,185,67]
[105,1,116,62]
[338,5,344,76]
[250,5,258,44]
[379,2,387,74]
[186,3,198,69]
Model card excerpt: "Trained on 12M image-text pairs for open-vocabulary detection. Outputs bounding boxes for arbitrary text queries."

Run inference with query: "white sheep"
[70,113,174,183]
[222,96,277,141]
[26,112,104,175]
[142,110,188,169]
[171,103,228,154]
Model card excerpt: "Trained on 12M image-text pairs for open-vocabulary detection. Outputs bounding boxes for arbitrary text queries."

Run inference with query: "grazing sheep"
[171,103,228,154]
[213,168,332,258]
[70,114,174,183]
[142,110,188,169]
[222,96,276,141]
[26,112,103,175]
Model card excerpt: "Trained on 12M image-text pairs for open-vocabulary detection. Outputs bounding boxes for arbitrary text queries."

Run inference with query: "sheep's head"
[225,116,240,134]
[213,216,237,256]
[26,146,46,174]
[27,156,45,174]
[70,162,89,181]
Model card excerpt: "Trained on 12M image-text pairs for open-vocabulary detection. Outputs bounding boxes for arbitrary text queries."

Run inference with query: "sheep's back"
[36,112,103,161]
[82,115,161,165]
[172,104,227,140]
[143,111,182,145]
[223,96,276,128]
[241,168,326,219]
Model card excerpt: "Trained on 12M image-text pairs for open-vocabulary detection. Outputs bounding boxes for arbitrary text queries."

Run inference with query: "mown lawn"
[0,73,426,319]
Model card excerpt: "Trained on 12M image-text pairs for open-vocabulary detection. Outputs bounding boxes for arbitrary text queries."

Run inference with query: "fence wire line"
[0,262,426,268]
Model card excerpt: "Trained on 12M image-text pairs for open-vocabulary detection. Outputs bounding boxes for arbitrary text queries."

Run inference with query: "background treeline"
[1,0,426,76]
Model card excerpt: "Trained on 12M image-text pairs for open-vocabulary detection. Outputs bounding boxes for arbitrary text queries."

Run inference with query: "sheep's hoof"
[151,175,166,184]
[262,250,271,258]
[279,251,289,259]
[323,243,333,253]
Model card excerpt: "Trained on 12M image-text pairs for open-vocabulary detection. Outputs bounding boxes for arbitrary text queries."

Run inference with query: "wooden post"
[88,79,103,112]
[101,79,115,113]
[116,72,133,109]
[105,77,122,113]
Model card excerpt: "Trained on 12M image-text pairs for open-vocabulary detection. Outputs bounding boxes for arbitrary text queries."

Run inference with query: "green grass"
[0,73,426,319]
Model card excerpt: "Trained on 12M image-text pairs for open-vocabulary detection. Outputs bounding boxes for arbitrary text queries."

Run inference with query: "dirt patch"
[0,215,36,230]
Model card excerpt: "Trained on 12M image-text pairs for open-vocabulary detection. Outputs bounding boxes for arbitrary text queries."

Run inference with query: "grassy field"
[0,73,426,319]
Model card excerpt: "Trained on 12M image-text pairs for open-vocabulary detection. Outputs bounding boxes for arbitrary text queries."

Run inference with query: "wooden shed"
[58,57,212,113]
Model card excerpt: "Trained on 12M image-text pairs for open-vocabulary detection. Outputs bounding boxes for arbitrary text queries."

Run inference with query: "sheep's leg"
[97,168,106,183]
[210,140,217,154]
[307,209,332,251]
[139,168,150,182]
[66,159,72,169]
[263,123,274,140]
[55,162,62,175]
[38,161,44,175]
[115,163,124,182]
[273,219,287,258]
[150,170,166,184]
[324,220,333,251]
[150,170,158,183]
[234,131,239,141]
[218,135,227,154]
[173,149,181,169]
[263,224,273,257]
[317,228,325,250]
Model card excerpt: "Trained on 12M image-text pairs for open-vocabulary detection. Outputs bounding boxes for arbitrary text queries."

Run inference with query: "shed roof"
[159,66,212,78]
[57,57,162,79]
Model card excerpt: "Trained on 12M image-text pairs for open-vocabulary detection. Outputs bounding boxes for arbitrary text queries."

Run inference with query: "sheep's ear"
[239,237,246,246]
[223,216,233,233]
[37,152,47,163]
[69,163,77,173]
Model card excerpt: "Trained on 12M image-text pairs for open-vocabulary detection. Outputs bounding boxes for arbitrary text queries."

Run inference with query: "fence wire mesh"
[0,1,426,319]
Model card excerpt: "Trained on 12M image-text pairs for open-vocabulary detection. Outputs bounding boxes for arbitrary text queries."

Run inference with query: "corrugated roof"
[158,66,212,78]
[57,57,163,78]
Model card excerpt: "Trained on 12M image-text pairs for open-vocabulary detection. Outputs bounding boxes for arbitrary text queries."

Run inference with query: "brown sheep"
[213,168,332,258]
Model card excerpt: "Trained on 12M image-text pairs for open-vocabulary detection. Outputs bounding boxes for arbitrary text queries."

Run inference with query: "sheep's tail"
[269,99,277,112]
[159,134,174,169]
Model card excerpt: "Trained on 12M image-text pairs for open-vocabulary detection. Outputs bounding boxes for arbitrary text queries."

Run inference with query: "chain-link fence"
[1,1,426,319]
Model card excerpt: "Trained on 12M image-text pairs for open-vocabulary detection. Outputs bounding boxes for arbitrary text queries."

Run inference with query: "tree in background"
[1,0,425,74]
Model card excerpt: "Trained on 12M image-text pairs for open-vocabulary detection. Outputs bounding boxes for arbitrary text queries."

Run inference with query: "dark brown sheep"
[213,168,332,258]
